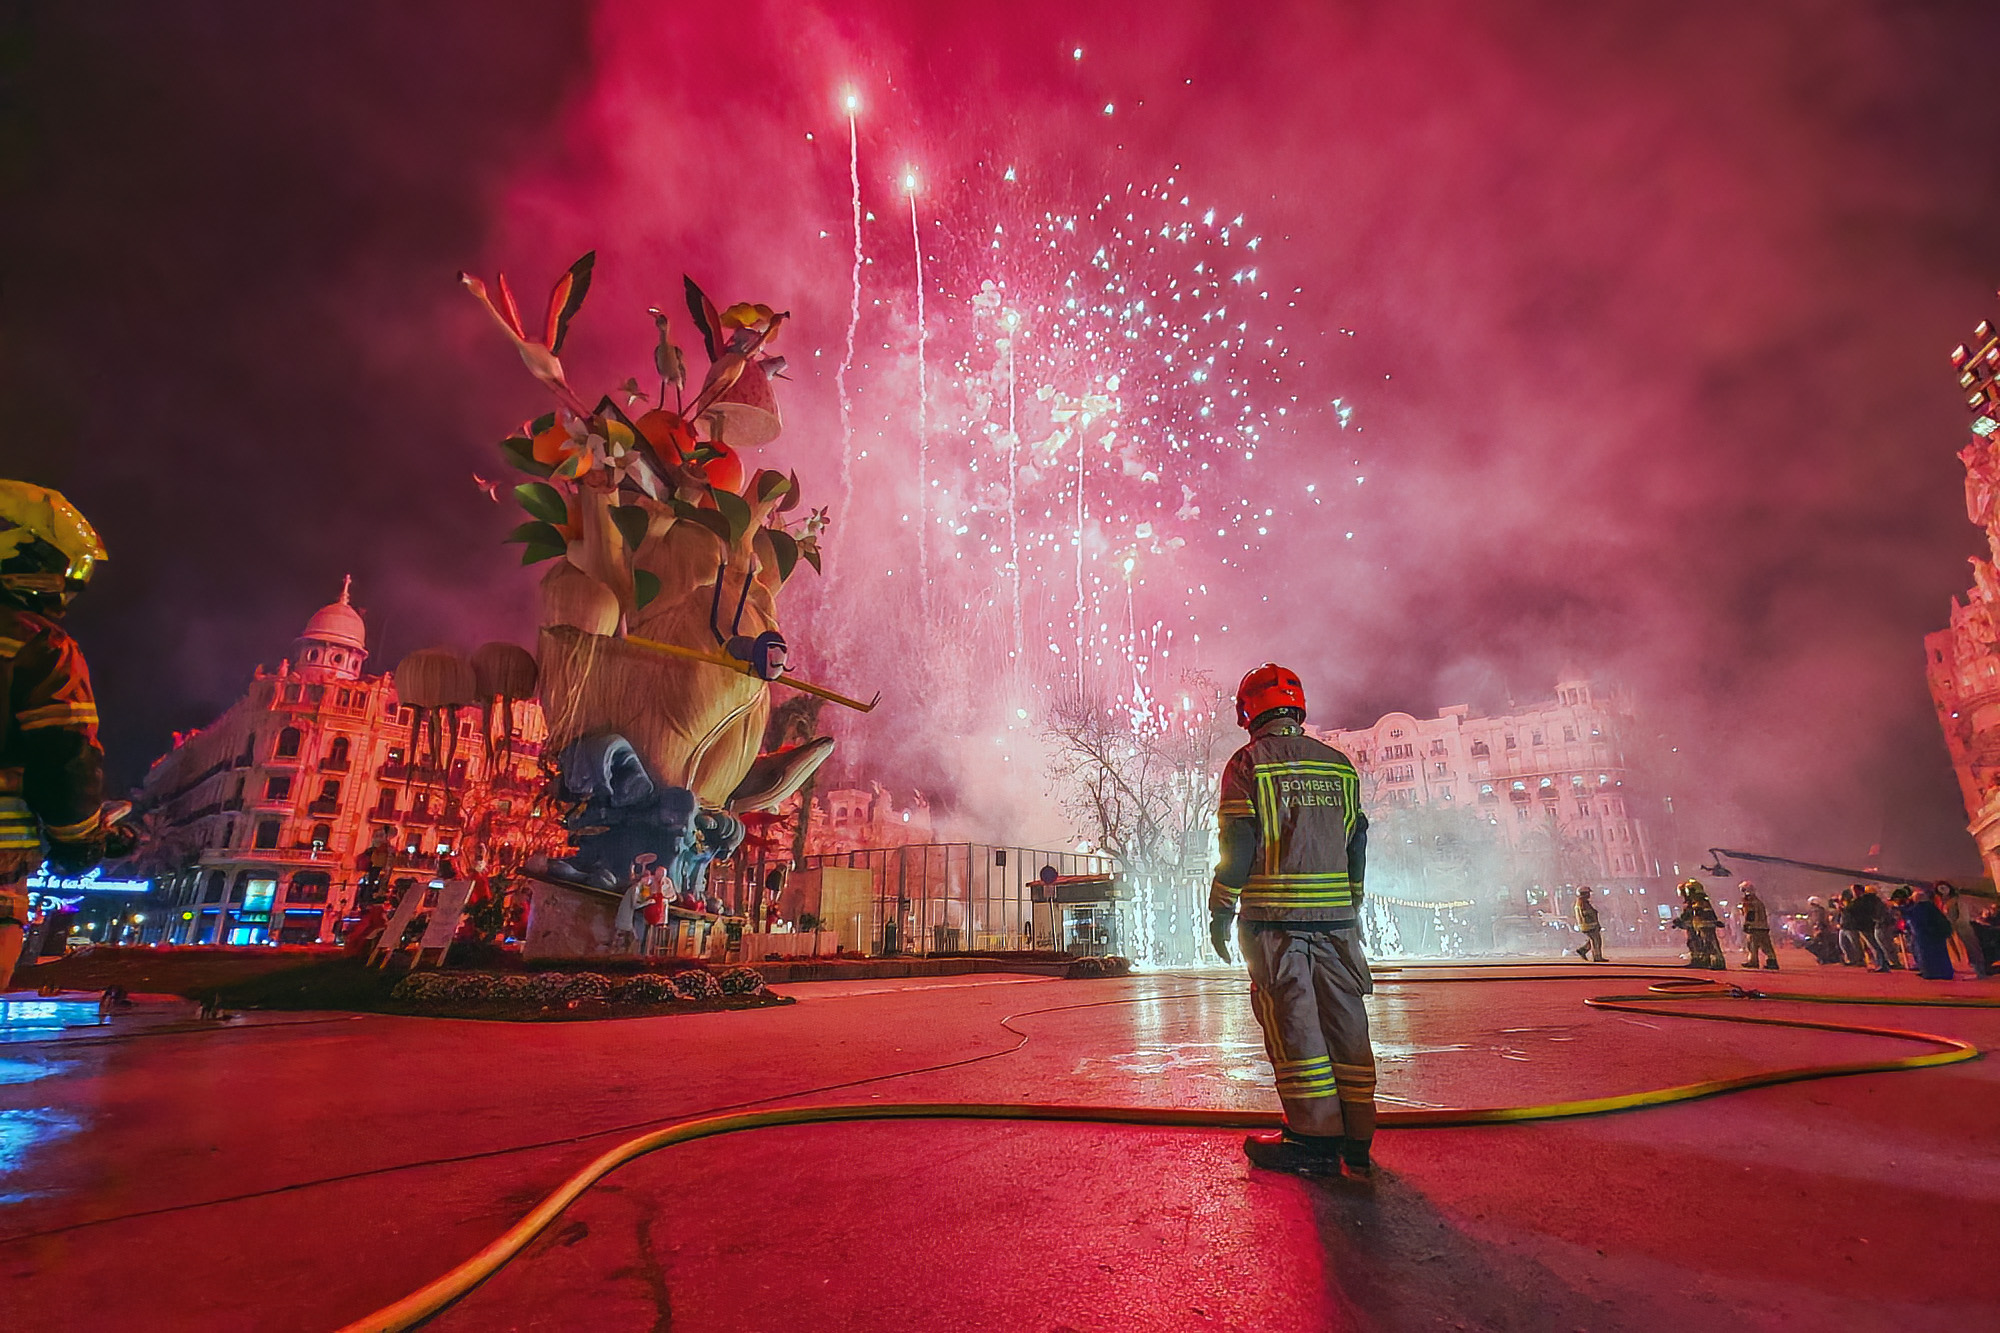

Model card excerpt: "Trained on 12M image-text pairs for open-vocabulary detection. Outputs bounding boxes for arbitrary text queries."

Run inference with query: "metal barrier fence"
[719,843,1117,955]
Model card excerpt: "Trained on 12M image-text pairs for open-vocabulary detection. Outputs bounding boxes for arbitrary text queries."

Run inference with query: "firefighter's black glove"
[1210,908,1235,964]
[47,837,105,878]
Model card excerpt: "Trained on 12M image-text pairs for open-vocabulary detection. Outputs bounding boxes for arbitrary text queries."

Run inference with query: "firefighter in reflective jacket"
[0,482,109,993]
[1210,663,1375,1178]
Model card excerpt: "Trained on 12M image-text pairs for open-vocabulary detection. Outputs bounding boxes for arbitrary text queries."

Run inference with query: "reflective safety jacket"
[1210,719,1367,925]
[1741,896,1768,932]
[1574,897,1599,931]
[0,603,104,859]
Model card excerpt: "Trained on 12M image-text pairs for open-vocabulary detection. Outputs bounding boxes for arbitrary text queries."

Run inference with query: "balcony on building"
[307,797,341,817]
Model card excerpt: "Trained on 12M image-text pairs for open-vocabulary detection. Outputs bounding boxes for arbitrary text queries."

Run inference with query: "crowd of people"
[1578,879,1999,979]
[1795,881,1997,979]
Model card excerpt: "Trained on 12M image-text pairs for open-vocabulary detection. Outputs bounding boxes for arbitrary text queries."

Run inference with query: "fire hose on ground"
[334,968,1996,1333]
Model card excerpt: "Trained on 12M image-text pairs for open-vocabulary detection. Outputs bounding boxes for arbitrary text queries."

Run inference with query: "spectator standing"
[1843,887,1889,972]
[1937,882,1991,978]
[1902,888,1956,981]
[1867,886,1904,971]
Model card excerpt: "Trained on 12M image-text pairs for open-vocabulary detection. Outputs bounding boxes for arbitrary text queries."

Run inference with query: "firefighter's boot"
[1242,1131,1343,1177]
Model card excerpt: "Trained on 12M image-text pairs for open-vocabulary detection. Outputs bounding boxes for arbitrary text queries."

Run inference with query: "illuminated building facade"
[806,784,935,854]
[134,582,548,944]
[1926,314,2000,881]
[1313,674,1661,897]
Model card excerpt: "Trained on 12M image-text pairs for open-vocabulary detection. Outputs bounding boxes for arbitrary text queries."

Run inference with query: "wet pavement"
[3,955,1997,1331]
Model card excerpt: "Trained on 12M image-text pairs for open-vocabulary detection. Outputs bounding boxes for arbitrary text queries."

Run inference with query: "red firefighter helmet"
[1235,663,1307,728]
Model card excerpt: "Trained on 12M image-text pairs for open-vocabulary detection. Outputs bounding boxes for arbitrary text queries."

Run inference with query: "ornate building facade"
[1312,674,1662,919]
[1926,315,2000,881]
[135,582,550,944]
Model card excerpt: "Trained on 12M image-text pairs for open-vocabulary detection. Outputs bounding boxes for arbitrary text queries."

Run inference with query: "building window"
[1505,735,1517,750]
[289,871,331,904]
[284,682,302,703]
[1429,739,1447,755]
[265,775,292,801]
[450,758,468,784]
[1562,726,1576,742]
[1388,728,1403,738]
[1577,802,1592,817]
[1440,787,1454,802]
[1479,783,1496,802]
[1433,761,1448,776]
[328,736,351,766]
[337,689,352,708]
[254,819,281,850]
[310,822,332,850]
[276,727,302,758]
[205,870,226,902]
[1531,729,1544,746]
[1469,741,1489,758]
[319,778,342,803]
[375,790,398,816]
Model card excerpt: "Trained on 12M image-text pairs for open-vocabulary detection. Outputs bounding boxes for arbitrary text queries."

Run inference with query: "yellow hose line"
[334,974,1988,1333]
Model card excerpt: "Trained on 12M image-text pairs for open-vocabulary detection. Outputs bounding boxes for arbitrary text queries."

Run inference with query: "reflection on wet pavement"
[0,1107,83,1205]
[0,999,105,1044]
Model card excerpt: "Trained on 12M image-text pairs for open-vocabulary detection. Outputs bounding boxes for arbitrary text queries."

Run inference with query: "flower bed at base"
[382,966,771,1019]
[188,959,789,1021]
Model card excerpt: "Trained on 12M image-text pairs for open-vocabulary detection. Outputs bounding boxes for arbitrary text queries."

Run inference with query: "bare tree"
[1040,672,1232,963]
[1042,671,1229,877]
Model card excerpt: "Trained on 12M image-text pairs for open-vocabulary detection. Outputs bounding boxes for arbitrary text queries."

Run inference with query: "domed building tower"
[293,575,368,681]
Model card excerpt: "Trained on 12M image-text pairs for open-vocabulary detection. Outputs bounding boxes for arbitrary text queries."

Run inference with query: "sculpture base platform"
[520,875,626,960]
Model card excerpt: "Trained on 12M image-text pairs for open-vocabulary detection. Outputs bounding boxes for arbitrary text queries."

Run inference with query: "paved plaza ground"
[3,952,1997,1331]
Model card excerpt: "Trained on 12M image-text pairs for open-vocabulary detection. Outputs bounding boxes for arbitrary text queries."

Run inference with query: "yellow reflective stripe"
[0,635,26,656]
[1253,769,1281,868]
[1248,873,1354,885]
[18,702,99,730]
[0,798,39,848]
[1275,1081,1338,1096]
[1274,1055,1331,1072]
[1217,798,1253,817]
[1243,896,1355,905]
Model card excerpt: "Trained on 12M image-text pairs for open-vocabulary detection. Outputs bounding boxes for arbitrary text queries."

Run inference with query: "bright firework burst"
[882,162,1356,715]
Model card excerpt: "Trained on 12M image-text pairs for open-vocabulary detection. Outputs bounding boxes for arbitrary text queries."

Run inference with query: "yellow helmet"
[0,481,107,610]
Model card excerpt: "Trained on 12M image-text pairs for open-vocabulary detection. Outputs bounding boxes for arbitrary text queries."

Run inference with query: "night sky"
[6,1,2000,874]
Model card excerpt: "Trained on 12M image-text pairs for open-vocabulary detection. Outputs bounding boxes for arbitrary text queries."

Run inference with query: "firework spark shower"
[9,0,2000,871]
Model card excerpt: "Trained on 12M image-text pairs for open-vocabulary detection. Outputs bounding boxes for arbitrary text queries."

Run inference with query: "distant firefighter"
[1736,880,1779,970]
[1210,663,1376,1179]
[0,482,109,993]
[1571,885,1606,962]
[1673,881,1725,970]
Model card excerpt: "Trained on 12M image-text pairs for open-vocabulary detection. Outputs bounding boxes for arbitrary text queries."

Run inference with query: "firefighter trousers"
[1240,922,1377,1143]
[1744,928,1778,967]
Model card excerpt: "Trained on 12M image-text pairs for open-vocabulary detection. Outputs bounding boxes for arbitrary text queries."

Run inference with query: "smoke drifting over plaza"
[8,0,2000,871]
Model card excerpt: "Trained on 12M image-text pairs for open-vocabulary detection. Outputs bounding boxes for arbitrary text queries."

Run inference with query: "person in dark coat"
[1902,888,1956,981]
[1844,886,1891,972]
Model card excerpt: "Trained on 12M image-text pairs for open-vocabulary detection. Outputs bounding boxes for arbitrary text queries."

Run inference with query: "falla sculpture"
[452,251,875,904]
